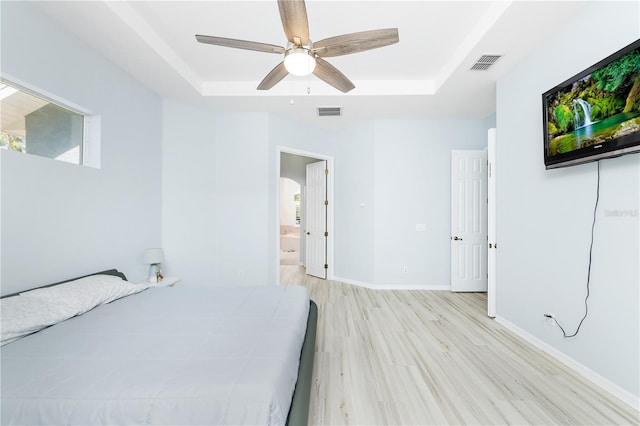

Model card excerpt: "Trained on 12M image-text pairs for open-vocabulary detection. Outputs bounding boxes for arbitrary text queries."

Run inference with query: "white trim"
[433,1,511,90]
[1,75,90,115]
[276,146,334,286]
[495,315,640,411]
[487,128,497,318]
[202,79,435,97]
[104,2,202,94]
[333,276,450,291]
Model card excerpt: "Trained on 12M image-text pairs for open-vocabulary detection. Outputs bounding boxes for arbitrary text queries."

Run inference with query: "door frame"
[487,128,497,317]
[304,160,328,279]
[276,146,334,285]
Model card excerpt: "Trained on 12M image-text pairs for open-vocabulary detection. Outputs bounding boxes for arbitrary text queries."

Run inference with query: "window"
[294,193,301,224]
[0,80,87,165]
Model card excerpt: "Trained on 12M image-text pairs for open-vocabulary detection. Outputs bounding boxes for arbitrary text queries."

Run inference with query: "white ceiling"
[33,1,589,127]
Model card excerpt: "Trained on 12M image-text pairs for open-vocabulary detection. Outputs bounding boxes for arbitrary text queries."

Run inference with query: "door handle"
[452,236,463,241]
[306,232,311,235]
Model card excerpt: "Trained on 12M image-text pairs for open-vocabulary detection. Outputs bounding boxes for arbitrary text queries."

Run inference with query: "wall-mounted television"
[543,39,640,169]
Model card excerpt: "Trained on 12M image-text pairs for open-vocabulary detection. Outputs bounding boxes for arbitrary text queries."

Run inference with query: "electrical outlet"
[402,266,409,273]
[544,312,556,328]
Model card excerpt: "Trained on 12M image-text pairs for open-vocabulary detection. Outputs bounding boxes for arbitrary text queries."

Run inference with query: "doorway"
[449,128,497,318]
[276,147,334,284]
[279,177,302,265]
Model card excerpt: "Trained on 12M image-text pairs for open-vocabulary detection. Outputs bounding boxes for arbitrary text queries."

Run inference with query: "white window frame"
[0,76,101,168]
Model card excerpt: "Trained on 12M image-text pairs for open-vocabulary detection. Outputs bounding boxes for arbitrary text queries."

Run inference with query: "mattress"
[1,285,310,425]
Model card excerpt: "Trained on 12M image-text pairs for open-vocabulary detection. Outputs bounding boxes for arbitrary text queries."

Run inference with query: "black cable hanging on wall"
[544,160,600,338]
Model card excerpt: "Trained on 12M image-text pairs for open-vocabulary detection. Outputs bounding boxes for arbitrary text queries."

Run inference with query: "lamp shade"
[143,248,164,264]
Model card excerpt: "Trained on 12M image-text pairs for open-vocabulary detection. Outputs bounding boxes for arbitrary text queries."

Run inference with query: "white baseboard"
[495,315,640,411]
[332,276,450,291]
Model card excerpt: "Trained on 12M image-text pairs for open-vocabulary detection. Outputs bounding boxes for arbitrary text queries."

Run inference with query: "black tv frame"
[542,39,640,169]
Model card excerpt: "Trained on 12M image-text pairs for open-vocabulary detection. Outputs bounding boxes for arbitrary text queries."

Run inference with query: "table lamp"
[143,248,164,283]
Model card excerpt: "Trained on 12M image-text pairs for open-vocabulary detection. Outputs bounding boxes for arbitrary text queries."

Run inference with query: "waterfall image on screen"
[543,40,640,168]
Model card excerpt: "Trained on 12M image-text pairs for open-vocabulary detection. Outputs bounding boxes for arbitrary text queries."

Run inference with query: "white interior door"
[451,150,488,292]
[487,129,497,317]
[305,160,327,279]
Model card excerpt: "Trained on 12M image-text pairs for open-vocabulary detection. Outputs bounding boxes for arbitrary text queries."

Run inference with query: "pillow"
[1,275,150,346]
[20,274,150,315]
[1,296,81,346]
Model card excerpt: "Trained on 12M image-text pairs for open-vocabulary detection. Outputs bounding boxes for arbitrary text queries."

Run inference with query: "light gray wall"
[162,107,486,288]
[162,100,273,286]
[484,113,496,130]
[330,122,376,284]
[0,2,162,294]
[274,118,378,285]
[161,100,217,285]
[214,113,271,285]
[496,1,639,397]
[373,119,486,286]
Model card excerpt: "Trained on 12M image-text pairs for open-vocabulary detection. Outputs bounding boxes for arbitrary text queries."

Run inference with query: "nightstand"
[155,277,181,287]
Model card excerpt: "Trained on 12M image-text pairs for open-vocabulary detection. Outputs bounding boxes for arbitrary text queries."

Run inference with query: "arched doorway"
[280,177,302,265]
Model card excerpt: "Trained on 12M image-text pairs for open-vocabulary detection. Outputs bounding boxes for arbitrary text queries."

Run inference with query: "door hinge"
[324,200,328,206]
[325,169,329,175]
[324,231,328,237]
[324,264,328,269]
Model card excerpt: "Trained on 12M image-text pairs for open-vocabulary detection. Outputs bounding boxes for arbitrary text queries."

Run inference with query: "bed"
[0,269,317,426]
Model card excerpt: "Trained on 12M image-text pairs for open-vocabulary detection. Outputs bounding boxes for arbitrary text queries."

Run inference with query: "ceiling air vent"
[317,107,342,117]
[470,54,502,71]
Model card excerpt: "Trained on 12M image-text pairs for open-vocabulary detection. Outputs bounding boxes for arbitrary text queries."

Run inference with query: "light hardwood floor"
[280,265,639,426]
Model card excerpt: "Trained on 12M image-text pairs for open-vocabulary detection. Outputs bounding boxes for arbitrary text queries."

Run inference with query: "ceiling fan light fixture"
[196,1,399,92]
[284,47,316,76]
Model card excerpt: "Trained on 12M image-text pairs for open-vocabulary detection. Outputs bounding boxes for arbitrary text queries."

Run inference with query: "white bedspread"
[1,285,310,426]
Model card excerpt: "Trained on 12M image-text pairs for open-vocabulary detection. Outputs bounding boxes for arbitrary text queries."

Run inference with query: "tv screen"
[543,39,640,169]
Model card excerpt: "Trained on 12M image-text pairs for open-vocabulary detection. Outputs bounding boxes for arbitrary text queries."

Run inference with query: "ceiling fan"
[195,0,399,93]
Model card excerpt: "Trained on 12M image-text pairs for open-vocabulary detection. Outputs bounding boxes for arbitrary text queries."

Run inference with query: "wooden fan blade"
[196,35,285,54]
[313,58,355,93]
[313,28,399,58]
[277,0,310,46]
[258,61,289,90]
